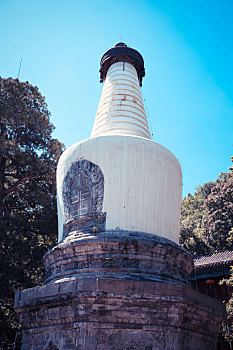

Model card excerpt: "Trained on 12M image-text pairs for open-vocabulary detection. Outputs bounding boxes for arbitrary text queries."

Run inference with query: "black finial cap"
[99,43,145,86]
[115,42,127,47]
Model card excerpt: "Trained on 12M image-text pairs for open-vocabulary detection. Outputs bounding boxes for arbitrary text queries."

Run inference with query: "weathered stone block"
[15,231,225,349]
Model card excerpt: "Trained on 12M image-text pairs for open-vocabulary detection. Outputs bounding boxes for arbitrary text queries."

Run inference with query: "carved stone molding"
[43,231,193,285]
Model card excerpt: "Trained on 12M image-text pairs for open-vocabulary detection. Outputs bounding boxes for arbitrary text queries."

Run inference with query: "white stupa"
[57,42,182,244]
[15,44,223,350]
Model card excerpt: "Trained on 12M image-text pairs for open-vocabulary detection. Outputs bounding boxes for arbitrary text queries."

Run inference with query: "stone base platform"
[42,231,194,285]
[14,231,225,349]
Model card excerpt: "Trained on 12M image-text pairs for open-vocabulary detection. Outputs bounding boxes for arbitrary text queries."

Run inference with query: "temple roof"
[194,251,233,270]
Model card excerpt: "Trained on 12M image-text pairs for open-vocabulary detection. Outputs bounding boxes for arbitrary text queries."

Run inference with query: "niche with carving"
[62,159,105,236]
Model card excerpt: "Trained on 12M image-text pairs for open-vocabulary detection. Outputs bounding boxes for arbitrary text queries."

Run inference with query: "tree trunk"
[0,157,6,209]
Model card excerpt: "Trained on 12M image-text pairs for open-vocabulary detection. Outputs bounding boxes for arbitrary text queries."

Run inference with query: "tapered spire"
[91,43,151,139]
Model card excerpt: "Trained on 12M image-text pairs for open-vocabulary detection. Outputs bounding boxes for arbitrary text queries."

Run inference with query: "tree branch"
[4,174,35,196]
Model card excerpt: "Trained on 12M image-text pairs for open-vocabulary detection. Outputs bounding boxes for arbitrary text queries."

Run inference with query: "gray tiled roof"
[194,251,233,270]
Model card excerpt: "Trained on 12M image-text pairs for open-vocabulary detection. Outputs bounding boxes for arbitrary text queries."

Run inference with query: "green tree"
[202,172,233,252]
[180,158,233,343]
[220,266,233,343]
[180,172,233,256]
[180,181,214,256]
[219,157,233,343]
[0,77,64,349]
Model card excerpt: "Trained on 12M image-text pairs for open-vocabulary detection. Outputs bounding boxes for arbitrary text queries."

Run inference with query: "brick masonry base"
[14,231,225,350]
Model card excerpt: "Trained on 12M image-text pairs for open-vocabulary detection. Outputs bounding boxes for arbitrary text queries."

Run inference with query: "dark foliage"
[180,171,233,256]
[180,158,233,342]
[0,77,64,349]
[203,172,233,252]
[219,158,233,342]
[180,181,214,256]
[220,266,233,342]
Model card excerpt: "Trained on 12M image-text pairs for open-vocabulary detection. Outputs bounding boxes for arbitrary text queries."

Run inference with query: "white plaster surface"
[57,135,182,244]
[91,62,151,139]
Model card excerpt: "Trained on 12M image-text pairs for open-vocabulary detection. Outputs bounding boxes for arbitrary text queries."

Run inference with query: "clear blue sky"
[1,0,232,197]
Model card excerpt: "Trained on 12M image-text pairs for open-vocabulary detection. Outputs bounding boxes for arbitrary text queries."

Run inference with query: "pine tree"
[0,77,64,349]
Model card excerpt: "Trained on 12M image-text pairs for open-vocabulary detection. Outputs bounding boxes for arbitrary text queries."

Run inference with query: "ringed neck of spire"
[91,62,152,139]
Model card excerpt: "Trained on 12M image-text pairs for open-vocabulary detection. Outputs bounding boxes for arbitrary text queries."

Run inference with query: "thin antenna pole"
[17,58,22,79]
[120,35,122,41]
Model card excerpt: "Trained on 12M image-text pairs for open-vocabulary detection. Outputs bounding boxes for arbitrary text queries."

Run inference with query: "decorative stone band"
[43,231,193,285]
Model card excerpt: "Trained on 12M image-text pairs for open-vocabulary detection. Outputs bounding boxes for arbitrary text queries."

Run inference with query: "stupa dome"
[56,42,182,244]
